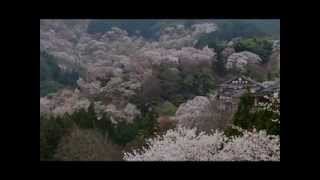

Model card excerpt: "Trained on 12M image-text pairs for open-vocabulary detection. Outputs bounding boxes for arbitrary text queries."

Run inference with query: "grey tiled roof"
[217,75,280,97]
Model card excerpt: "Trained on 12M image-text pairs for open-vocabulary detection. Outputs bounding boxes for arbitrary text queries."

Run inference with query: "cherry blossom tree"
[123,126,280,161]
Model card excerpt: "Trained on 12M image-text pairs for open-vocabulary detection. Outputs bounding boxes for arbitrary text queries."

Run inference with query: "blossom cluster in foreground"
[123,127,280,161]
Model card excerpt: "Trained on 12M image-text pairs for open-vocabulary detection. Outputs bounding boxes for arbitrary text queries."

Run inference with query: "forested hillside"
[40,19,280,161]
[87,19,279,40]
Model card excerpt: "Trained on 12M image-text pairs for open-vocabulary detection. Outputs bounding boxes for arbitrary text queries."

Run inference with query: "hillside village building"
[211,75,280,127]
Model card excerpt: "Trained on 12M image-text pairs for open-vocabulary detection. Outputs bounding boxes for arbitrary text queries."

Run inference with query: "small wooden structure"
[215,75,280,112]
[208,75,280,130]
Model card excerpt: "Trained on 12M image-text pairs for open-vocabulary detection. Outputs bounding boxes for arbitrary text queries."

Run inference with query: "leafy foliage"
[40,115,75,160]
[213,53,228,76]
[181,70,215,97]
[154,101,177,116]
[231,92,280,135]
[224,126,243,137]
[155,64,216,105]
[158,65,182,103]
[69,103,97,129]
[65,102,158,146]
[195,33,225,52]
[107,110,158,146]
[234,38,273,64]
[40,102,159,160]
[40,51,80,97]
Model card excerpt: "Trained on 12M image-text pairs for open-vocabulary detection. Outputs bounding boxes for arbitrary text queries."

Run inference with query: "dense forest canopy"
[87,19,279,40]
[40,19,280,161]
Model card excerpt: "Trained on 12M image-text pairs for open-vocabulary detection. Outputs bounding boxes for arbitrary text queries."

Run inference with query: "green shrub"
[107,110,158,146]
[195,33,225,52]
[170,94,186,107]
[69,103,96,129]
[231,92,280,135]
[155,101,177,116]
[94,113,113,136]
[133,64,216,109]
[180,70,215,98]
[158,65,182,101]
[224,126,242,137]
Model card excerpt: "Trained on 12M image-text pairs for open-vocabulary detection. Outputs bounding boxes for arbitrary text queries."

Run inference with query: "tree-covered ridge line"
[87,19,279,40]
